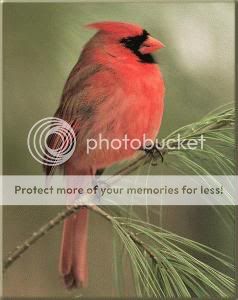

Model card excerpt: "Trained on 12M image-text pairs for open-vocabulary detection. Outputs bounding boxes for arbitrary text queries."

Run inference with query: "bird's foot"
[92,177,110,201]
[140,142,164,166]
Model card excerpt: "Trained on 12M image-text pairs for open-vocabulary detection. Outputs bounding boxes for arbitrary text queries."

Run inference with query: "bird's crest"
[86,21,143,37]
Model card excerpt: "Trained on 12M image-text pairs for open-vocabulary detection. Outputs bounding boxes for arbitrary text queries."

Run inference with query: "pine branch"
[3,105,235,297]
[3,205,81,271]
[3,106,234,271]
[90,206,159,264]
[3,205,159,273]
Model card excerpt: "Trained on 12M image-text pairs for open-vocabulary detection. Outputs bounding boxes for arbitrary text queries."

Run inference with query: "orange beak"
[140,36,165,55]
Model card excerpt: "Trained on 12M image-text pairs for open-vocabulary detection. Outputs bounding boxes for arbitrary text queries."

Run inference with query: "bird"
[44,21,165,289]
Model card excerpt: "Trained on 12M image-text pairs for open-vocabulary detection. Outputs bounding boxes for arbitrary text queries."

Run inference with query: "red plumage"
[45,21,165,289]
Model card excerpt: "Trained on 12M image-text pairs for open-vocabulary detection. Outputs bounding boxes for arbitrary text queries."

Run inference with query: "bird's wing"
[44,63,119,175]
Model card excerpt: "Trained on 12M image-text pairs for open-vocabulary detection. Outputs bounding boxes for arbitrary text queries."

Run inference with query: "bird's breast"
[71,63,164,170]
[119,64,164,141]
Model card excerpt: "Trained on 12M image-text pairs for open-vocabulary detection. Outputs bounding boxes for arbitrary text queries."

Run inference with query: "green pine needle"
[111,217,235,298]
[110,103,235,297]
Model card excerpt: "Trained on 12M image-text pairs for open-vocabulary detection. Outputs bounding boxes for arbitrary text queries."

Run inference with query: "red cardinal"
[45,21,165,289]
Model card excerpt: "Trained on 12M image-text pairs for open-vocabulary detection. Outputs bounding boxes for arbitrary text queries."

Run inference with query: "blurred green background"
[3,2,235,297]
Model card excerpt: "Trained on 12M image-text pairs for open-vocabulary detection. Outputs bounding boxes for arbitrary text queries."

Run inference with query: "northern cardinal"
[45,21,165,289]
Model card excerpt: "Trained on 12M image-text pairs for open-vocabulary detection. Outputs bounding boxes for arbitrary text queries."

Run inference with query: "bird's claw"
[142,143,164,166]
[92,177,109,201]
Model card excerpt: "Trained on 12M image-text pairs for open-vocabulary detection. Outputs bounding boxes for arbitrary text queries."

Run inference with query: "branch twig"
[89,205,159,264]
[3,206,81,272]
[3,204,159,273]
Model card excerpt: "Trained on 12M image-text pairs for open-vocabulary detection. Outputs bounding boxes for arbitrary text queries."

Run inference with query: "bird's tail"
[59,208,89,289]
[59,168,93,289]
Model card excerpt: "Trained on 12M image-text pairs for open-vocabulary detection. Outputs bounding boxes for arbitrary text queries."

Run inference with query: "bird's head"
[86,21,164,64]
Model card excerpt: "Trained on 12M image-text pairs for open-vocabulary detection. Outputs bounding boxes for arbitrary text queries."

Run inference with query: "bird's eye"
[120,31,149,52]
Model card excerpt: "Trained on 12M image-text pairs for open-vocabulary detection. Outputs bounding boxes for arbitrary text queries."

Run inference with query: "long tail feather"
[59,208,89,289]
[59,167,93,289]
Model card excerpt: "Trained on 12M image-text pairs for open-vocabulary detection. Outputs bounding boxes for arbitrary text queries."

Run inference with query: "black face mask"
[120,30,156,64]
